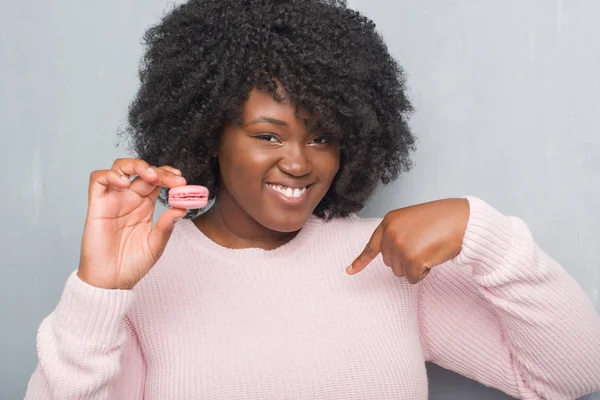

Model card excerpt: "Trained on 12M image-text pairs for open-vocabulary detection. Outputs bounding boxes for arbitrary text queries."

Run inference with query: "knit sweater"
[25,196,600,399]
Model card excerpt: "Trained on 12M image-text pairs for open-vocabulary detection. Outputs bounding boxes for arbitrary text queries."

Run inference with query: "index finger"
[89,159,181,200]
[129,165,186,199]
[111,158,156,180]
[347,224,383,275]
[88,158,155,199]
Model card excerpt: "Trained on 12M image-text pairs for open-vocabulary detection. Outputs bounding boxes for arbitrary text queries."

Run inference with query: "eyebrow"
[246,116,288,127]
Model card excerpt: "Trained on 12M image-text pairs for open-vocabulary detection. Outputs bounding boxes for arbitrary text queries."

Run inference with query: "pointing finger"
[347,224,383,275]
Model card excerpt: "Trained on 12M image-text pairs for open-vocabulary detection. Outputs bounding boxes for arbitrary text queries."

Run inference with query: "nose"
[277,143,312,177]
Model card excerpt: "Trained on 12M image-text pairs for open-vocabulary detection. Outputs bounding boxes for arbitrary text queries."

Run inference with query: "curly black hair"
[121,0,416,220]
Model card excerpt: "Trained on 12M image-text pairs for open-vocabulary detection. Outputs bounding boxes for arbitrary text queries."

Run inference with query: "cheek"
[221,145,272,186]
[316,150,341,182]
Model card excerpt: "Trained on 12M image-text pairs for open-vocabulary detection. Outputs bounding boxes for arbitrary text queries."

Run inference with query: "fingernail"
[148,167,156,174]
[120,175,129,181]
[346,265,353,274]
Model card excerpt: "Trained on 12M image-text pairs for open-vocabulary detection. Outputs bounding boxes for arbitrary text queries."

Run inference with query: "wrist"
[453,197,470,257]
[452,196,513,271]
[77,267,120,290]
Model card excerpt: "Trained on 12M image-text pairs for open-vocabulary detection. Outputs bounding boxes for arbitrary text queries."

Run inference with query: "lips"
[265,182,312,203]
[267,184,308,198]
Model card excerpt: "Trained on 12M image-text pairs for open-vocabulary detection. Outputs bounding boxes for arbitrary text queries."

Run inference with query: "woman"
[26,0,600,399]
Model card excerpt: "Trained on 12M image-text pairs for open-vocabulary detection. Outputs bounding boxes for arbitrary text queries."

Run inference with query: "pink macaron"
[168,185,209,209]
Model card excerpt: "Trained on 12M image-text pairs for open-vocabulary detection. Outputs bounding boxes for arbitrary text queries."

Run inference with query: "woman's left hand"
[346,198,470,284]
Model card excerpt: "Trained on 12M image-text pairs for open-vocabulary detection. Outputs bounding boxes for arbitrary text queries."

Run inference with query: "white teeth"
[268,184,307,198]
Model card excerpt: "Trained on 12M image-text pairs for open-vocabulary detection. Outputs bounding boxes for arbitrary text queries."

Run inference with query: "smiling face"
[215,88,340,234]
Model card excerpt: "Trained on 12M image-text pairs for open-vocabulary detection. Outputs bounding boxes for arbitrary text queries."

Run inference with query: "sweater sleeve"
[417,196,600,399]
[25,271,146,400]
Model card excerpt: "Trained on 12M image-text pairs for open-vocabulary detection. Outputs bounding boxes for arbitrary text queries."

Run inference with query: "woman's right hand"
[77,158,189,290]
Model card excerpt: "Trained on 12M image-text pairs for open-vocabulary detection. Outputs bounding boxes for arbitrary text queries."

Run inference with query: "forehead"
[240,88,318,128]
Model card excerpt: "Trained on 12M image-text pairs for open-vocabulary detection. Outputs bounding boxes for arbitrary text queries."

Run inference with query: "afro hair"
[121,0,416,219]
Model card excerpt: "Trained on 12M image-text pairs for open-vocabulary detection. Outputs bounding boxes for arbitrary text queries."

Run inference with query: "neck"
[193,192,299,251]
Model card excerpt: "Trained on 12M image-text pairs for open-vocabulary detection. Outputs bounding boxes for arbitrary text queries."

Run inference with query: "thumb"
[347,224,383,275]
[148,207,188,259]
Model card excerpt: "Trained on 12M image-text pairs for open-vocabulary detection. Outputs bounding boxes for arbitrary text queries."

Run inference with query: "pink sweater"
[26,197,600,399]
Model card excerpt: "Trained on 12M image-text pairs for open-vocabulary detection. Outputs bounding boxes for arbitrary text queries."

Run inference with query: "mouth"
[265,183,312,205]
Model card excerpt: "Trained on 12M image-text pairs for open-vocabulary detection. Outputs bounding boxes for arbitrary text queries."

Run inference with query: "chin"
[259,209,312,233]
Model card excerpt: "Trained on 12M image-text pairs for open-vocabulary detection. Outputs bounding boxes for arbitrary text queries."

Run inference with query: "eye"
[308,136,329,145]
[253,134,281,143]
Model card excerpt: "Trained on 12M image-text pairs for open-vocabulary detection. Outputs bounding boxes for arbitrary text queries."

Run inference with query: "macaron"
[168,185,209,209]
